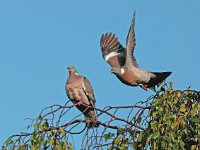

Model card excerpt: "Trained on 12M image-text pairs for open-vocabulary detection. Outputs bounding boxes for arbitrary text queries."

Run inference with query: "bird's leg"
[140,85,148,91]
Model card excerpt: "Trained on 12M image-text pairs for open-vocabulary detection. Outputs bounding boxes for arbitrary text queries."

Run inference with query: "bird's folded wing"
[100,33,125,67]
[82,77,96,106]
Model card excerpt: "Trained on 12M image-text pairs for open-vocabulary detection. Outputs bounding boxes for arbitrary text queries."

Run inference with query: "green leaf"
[43,121,49,129]
[157,108,163,116]
[59,142,64,149]
[114,137,121,145]
[33,124,39,131]
[170,132,175,141]
[103,134,109,141]
[152,132,160,139]
[16,137,21,142]
[190,118,199,123]
[147,110,152,117]
[166,136,171,142]
[31,131,37,140]
[31,146,38,150]
[154,99,160,106]
[18,144,27,150]
[152,112,158,118]
[117,128,124,136]
[38,115,43,121]
[104,132,114,142]
[137,116,142,123]
[59,127,65,135]
[133,116,136,122]
[49,131,54,137]
[179,104,186,112]
[1,146,6,150]
[179,141,185,149]
[145,134,152,146]
[49,138,54,146]
[6,138,13,146]
[169,82,173,90]
[191,145,197,150]
[177,91,182,98]
[150,121,157,129]
[161,141,165,148]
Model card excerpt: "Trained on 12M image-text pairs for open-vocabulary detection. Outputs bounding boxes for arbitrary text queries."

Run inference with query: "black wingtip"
[133,11,136,19]
[131,11,136,25]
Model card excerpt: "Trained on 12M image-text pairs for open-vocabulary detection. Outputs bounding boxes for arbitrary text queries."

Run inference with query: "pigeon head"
[67,66,78,74]
[110,67,124,75]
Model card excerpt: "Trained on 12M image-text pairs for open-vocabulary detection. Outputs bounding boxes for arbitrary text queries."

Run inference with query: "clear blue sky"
[0,0,199,147]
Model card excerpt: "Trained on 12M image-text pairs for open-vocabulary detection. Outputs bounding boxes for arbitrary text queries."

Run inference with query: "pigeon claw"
[140,85,148,91]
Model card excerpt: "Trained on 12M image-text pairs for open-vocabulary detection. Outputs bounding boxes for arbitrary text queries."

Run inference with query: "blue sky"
[0,0,199,147]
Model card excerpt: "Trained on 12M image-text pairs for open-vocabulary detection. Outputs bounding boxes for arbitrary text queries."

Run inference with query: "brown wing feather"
[81,77,96,120]
[125,12,138,68]
[82,77,96,106]
[100,33,125,67]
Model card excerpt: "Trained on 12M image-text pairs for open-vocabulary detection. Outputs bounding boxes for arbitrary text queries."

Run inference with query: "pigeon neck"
[69,71,79,76]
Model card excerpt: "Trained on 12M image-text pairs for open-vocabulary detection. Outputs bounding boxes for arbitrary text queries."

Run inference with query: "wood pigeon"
[100,13,172,90]
[66,66,98,127]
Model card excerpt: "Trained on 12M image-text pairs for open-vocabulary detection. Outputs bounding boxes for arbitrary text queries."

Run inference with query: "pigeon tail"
[83,108,95,119]
[146,72,172,88]
[85,118,100,129]
[84,108,99,128]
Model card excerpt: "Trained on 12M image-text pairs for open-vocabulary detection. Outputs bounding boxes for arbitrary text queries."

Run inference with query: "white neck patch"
[121,68,125,74]
[75,73,79,76]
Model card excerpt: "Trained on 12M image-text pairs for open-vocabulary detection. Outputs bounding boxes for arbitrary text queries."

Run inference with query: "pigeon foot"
[140,85,148,91]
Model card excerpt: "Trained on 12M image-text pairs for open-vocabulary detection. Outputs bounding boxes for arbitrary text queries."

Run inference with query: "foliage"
[2,82,200,150]
[103,83,200,150]
[134,83,200,150]
[2,116,73,150]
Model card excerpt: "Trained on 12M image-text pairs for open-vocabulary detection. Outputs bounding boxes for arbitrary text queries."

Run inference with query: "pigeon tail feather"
[147,72,172,88]
[84,109,99,128]
[83,108,95,119]
[81,107,99,128]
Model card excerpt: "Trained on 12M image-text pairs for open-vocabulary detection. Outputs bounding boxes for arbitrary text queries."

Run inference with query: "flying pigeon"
[66,66,98,128]
[100,13,172,90]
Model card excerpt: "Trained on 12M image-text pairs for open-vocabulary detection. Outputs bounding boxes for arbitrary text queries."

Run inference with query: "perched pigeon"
[66,66,98,128]
[100,13,172,90]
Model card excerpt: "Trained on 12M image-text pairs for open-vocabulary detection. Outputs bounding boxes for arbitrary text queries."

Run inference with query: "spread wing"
[82,77,96,106]
[100,33,125,67]
[125,12,139,68]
